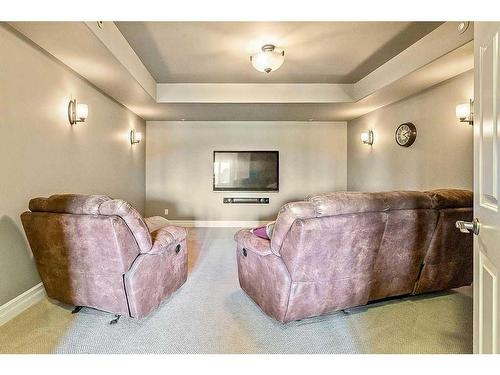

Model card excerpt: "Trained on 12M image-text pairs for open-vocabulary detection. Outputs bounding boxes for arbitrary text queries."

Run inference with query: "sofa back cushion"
[271,191,433,254]
[414,207,473,294]
[28,194,152,253]
[272,189,472,307]
[270,201,317,254]
[425,189,473,209]
[280,212,387,282]
[309,190,432,215]
[279,212,387,319]
[369,208,438,300]
[29,194,109,214]
[20,212,137,314]
[255,189,473,320]
[98,199,152,253]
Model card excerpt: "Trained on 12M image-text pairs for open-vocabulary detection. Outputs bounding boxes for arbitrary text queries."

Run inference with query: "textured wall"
[347,70,474,192]
[0,24,146,305]
[146,121,347,221]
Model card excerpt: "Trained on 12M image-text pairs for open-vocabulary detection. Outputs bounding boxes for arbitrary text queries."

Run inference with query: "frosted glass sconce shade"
[130,129,142,145]
[456,99,474,125]
[361,130,374,145]
[68,99,88,125]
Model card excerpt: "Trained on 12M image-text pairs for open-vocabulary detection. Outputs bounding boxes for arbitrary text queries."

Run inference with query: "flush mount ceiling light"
[250,44,285,73]
[68,99,88,125]
[457,21,470,34]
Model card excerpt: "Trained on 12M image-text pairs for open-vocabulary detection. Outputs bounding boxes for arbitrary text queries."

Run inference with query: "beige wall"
[347,70,474,192]
[146,121,347,221]
[0,24,146,305]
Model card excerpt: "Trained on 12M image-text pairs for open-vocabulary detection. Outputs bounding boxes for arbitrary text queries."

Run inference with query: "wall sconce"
[361,130,374,145]
[130,129,142,145]
[456,99,474,125]
[68,99,88,125]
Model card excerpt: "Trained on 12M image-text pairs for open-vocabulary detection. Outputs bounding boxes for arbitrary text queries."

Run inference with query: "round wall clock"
[395,122,417,147]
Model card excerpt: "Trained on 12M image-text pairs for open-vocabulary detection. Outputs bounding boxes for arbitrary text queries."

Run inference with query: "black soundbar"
[223,197,269,204]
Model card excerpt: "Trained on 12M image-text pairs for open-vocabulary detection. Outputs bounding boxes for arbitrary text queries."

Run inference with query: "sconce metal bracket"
[68,99,77,125]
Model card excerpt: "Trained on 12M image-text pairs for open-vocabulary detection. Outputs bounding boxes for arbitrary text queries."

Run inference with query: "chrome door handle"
[456,218,480,235]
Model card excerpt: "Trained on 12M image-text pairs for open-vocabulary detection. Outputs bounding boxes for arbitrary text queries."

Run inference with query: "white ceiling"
[9,21,472,122]
[115,22,442,84]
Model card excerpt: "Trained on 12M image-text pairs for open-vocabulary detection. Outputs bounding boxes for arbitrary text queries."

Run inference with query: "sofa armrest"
[234,229,274,256]
[147,225,188,255]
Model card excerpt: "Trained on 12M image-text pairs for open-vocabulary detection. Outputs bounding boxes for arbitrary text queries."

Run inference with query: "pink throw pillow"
[251,222,275,240]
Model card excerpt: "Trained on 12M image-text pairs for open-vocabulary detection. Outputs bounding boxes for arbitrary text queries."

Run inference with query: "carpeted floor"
[0,227,473,354]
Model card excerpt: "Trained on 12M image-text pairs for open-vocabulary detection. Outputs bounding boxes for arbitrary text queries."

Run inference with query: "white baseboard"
[168,220,269,228]
[0,282,46,326]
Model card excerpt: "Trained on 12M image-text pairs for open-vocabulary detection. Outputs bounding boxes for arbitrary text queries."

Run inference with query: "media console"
[223,197,270,204]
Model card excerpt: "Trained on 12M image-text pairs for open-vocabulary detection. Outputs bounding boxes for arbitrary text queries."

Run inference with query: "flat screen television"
[213,151,279,192]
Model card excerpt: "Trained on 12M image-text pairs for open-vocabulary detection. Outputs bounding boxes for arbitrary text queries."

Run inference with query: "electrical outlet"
[164,209,169,216]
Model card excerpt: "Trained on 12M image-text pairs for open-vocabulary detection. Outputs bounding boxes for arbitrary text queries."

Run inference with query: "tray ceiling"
[116,21,442,83]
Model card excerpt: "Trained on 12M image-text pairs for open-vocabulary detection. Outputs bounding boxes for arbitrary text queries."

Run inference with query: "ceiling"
[116,21,443,84]
[9,21,472,122]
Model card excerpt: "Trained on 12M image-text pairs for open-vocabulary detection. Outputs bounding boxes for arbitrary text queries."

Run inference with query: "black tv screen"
[213,151,279,191]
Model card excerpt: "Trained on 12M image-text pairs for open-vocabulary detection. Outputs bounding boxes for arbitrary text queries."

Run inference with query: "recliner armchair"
[235,189,473,323]
[20,194,187,319]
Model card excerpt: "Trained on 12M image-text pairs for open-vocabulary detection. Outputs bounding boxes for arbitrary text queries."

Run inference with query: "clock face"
[395,122,417,147]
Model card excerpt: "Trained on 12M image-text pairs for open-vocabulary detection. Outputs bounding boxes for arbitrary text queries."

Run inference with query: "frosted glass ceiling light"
[250,44,285,73]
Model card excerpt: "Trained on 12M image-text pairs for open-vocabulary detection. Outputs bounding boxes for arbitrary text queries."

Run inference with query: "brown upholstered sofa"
[235,189,473,323]
[21,194,188,319]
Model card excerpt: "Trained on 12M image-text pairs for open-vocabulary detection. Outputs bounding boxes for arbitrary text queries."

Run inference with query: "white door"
[473,21,500,354]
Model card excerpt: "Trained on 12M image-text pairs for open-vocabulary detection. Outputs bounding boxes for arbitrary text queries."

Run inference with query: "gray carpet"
[0,227,473,354]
